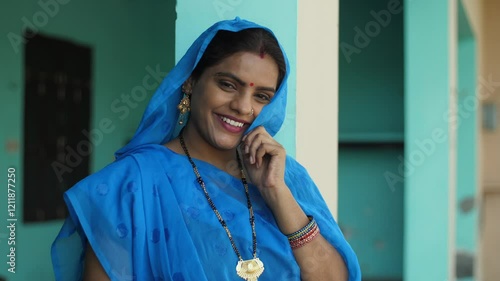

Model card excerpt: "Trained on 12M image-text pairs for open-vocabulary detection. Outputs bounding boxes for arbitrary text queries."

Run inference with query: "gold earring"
[178,94,191,114]
[177,91,191,125]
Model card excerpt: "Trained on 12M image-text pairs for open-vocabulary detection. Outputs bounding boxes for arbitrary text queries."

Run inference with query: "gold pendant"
[236,258,264,281]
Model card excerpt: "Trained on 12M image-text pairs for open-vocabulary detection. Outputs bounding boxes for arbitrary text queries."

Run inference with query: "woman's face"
[185,51,279,151]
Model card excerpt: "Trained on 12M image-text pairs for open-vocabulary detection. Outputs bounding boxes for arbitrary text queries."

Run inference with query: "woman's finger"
[248,133,263,164]
[246,132,276,165]
[242,126,268,144]
[255,142,283,168]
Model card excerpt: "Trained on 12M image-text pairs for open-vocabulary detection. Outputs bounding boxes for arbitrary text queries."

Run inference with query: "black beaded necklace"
[179,132,265,280]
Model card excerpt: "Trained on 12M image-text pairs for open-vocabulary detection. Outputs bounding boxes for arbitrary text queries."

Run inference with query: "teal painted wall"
[175,0,297,155]
[339,0,404,143]
[404,0,453,280]
[457,36,477,281]
[339,147,404,279]
[0,1,175,280]
[338,0,404,279]
[457,38,477,250]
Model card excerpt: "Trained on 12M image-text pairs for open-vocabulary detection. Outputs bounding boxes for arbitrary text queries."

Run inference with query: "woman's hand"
[239,126,287,200]
[240,128,348,281]
[239,127,349,281]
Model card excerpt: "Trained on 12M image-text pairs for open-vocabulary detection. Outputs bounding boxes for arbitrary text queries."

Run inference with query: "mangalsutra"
[179,132,264,281]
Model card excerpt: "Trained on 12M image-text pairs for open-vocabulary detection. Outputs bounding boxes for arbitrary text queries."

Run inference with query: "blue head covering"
[115,17,290,160]
[52,17,361,281]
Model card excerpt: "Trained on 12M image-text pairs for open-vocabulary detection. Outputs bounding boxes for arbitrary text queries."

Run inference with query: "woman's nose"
[230,90,253,116]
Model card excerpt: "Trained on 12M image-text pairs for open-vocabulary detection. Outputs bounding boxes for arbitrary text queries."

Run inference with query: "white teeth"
[220,116,244,128]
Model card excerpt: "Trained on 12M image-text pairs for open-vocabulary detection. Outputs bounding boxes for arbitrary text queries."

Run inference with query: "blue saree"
[51,18,361,281]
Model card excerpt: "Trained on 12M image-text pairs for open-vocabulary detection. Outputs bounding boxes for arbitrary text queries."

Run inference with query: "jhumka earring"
[177,90,191,125]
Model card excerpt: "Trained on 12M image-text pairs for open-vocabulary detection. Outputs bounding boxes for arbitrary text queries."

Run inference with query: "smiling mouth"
[219,115,245,128]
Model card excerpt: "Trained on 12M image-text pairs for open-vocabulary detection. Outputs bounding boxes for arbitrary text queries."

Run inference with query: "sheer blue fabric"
[51,18,361,281]
[114,17,288,160]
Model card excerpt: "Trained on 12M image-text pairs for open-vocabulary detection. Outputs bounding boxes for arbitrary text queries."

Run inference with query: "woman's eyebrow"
[214,72,276,92]
[214,72,246,85]
[255,85,276,93]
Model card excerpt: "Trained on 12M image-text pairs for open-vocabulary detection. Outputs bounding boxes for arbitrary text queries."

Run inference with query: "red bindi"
[249,83,254,87]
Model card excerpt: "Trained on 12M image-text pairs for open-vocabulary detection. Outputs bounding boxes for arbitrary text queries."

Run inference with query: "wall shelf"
[339,132,404,146]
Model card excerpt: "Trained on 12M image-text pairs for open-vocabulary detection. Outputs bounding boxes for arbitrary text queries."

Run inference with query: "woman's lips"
[216,114,248,133]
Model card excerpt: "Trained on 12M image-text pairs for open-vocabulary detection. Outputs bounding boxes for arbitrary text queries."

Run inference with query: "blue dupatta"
[51,17,361,281]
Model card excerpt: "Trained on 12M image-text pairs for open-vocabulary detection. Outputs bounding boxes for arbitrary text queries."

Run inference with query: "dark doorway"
[23,31,92,222]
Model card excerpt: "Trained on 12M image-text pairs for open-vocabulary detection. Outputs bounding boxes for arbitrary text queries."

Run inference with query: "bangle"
[285,216,321,249]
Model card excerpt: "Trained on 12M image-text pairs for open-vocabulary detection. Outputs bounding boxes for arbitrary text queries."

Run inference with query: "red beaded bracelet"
[286,216,321,249]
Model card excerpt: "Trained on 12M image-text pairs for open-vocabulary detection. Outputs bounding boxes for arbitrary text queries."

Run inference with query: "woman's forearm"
[267,186,348,281]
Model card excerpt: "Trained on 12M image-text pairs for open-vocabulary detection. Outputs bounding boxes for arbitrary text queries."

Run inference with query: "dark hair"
[191,28,286,89]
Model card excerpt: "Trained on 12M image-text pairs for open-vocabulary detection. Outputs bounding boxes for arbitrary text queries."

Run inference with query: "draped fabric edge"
[51,17,361,281]
[51,144,361,280]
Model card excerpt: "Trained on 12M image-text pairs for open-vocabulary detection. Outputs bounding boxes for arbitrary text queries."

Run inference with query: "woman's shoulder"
[68,143,172,191]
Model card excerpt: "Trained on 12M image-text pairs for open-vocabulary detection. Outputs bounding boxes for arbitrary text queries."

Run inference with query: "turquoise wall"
[339,0,404,143]
[404,0,454,280]
[456,35,477,281]
[457,37,477,253]
[175,0,297,155]
[338,0,404,279]
[0,1,175,280]
[456,7,478,281]
[339,147,404,278]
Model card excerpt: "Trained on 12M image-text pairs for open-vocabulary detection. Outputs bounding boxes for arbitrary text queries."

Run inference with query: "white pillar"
[296,0,340,217]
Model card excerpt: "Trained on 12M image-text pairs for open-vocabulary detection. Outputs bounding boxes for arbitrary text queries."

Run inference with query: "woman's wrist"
[285,216,321,249]
[264,185,310,235]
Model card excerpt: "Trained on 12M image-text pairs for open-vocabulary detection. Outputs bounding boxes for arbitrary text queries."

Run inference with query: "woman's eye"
[255,93,271,102]
[219,81,236,90]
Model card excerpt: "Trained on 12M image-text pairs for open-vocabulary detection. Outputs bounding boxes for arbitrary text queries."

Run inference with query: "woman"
[51,18,361,281]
